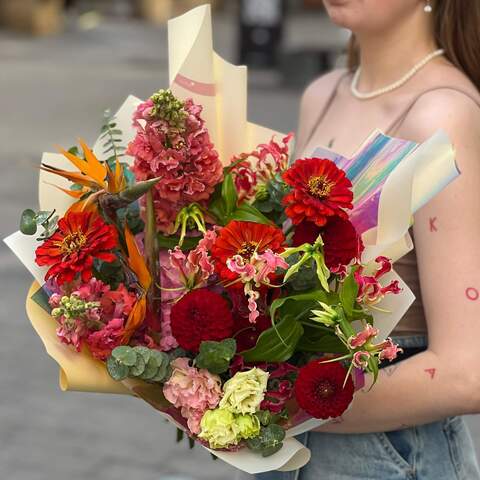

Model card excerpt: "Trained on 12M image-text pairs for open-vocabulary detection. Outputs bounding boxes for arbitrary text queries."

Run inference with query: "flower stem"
[144,189,161,330]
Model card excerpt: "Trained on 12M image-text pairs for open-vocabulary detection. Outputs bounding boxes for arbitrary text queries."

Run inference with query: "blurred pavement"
[0,9,479,480]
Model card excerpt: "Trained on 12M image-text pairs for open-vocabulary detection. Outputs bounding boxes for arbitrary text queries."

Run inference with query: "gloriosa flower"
[229,133,293,202]
[355,256,402,306]
[283,158,353,227]
[128,91,223,233]
[35,211,118,285]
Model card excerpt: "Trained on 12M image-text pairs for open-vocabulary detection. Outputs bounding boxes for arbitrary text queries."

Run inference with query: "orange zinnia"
[35,211,118,285]
[210,220,285,284]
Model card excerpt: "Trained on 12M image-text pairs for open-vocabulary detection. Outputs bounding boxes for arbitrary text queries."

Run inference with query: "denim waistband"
[390,334,428,349]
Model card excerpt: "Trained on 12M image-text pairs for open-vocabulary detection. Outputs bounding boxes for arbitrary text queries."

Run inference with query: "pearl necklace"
[350,49,444,100]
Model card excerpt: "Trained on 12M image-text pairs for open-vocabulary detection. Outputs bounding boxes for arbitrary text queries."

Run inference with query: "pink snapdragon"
[128,95,223,233]
[355,256,401,306]
[163,357,222,434]
[86,318,125,360]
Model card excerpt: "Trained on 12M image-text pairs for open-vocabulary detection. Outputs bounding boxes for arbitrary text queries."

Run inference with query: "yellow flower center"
[60,231,87,255]
[308,176,334,199]
[237,241,258,258]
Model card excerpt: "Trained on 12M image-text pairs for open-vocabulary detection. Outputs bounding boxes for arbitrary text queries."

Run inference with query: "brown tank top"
[302,71,480,336]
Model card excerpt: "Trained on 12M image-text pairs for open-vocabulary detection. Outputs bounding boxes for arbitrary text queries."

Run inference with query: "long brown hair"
[347,1,480,91]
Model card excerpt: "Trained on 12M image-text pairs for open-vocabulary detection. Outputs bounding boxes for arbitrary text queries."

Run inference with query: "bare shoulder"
[301,68,349,110]
[397,66,480,147]
[296,69,349,151]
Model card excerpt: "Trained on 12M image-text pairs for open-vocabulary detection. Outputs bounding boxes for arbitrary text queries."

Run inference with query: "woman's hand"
[317,89,480,433]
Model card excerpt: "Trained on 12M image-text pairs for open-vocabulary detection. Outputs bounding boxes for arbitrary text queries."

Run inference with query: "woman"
[256,1,480,479]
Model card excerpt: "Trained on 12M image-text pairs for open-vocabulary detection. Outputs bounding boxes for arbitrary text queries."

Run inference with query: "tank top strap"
[303,70,351,150]
[386,86,480,136]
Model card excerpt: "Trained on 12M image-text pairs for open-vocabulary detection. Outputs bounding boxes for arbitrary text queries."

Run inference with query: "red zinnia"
[294,360,354,419]
[292,218,363,270]
[35,211,118,285]
[211,220,286,284]
[283,158,353,227]
[170,289,234,352]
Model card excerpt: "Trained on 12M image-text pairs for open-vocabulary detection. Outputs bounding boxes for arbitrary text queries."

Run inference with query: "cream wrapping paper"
[2,3,460,474]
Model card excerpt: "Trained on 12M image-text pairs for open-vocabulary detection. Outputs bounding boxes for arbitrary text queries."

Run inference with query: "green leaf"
[157,234,201,251]
[111,346,137,366]
[140,356,158,380]
[107,357,129,381]
[339,268,359,317]
[255,410,272,426]
[129,354,146,377]
[20,209,37,235]
[229,202,272,225]
[296,330,348,354]
[133,346,152,363]
[195,338,236,374]
[241,315,303,363]
[221,173,237,216]
[368,356,379,385]
[269,290,329,325]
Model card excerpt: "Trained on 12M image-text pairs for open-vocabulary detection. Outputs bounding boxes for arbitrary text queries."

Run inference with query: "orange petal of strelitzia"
[124,225,151,290]
[122,293,147,343]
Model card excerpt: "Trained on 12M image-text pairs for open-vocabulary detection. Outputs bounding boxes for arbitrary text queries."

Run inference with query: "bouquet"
[4,5,459,474]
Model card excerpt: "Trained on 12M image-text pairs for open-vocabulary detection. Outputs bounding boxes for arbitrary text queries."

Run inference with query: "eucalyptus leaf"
[129,354,146,376]
[112,346,137,366]
[107,357,129,381]
[195,338,236,374]
[20,209,37,235]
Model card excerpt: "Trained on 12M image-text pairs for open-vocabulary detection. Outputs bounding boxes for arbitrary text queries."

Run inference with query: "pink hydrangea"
[86,318,125,360]
[128,96,223,233]
[163,357,222,434]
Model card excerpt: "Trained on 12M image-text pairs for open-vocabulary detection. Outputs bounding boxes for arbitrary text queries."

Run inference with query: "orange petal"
[40,164,98,189]
[124,225,152,290]
[122,294,147,342]
[79,139,109,187]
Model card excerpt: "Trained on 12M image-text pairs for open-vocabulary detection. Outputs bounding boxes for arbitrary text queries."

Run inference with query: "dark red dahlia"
[292,218,363,270]
[233,313,272,352]
[321,217,363,269]
[294,360,354,419]
[282,158,353,227]
[35,211,118,285]
[211,220,286,284]
[170,289,234,352]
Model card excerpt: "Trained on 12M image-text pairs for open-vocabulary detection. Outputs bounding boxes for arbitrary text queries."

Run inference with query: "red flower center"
[307,175,334,199]
[316,379,335,399]
[237,241,258,258]
[59,231,87,255]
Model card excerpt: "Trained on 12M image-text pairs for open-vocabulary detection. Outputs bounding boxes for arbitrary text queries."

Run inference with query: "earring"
[424,1,432,13]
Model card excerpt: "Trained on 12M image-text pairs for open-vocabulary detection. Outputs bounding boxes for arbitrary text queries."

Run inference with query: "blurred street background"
[0,1,478,479]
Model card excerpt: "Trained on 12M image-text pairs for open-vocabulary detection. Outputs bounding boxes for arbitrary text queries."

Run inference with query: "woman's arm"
[317,89,480,433]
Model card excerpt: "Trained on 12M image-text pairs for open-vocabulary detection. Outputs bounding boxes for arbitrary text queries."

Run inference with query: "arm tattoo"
[466,287,479,301]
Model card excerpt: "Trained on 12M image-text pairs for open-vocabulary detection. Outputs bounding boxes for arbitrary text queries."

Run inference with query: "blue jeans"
[255,335,480,480]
